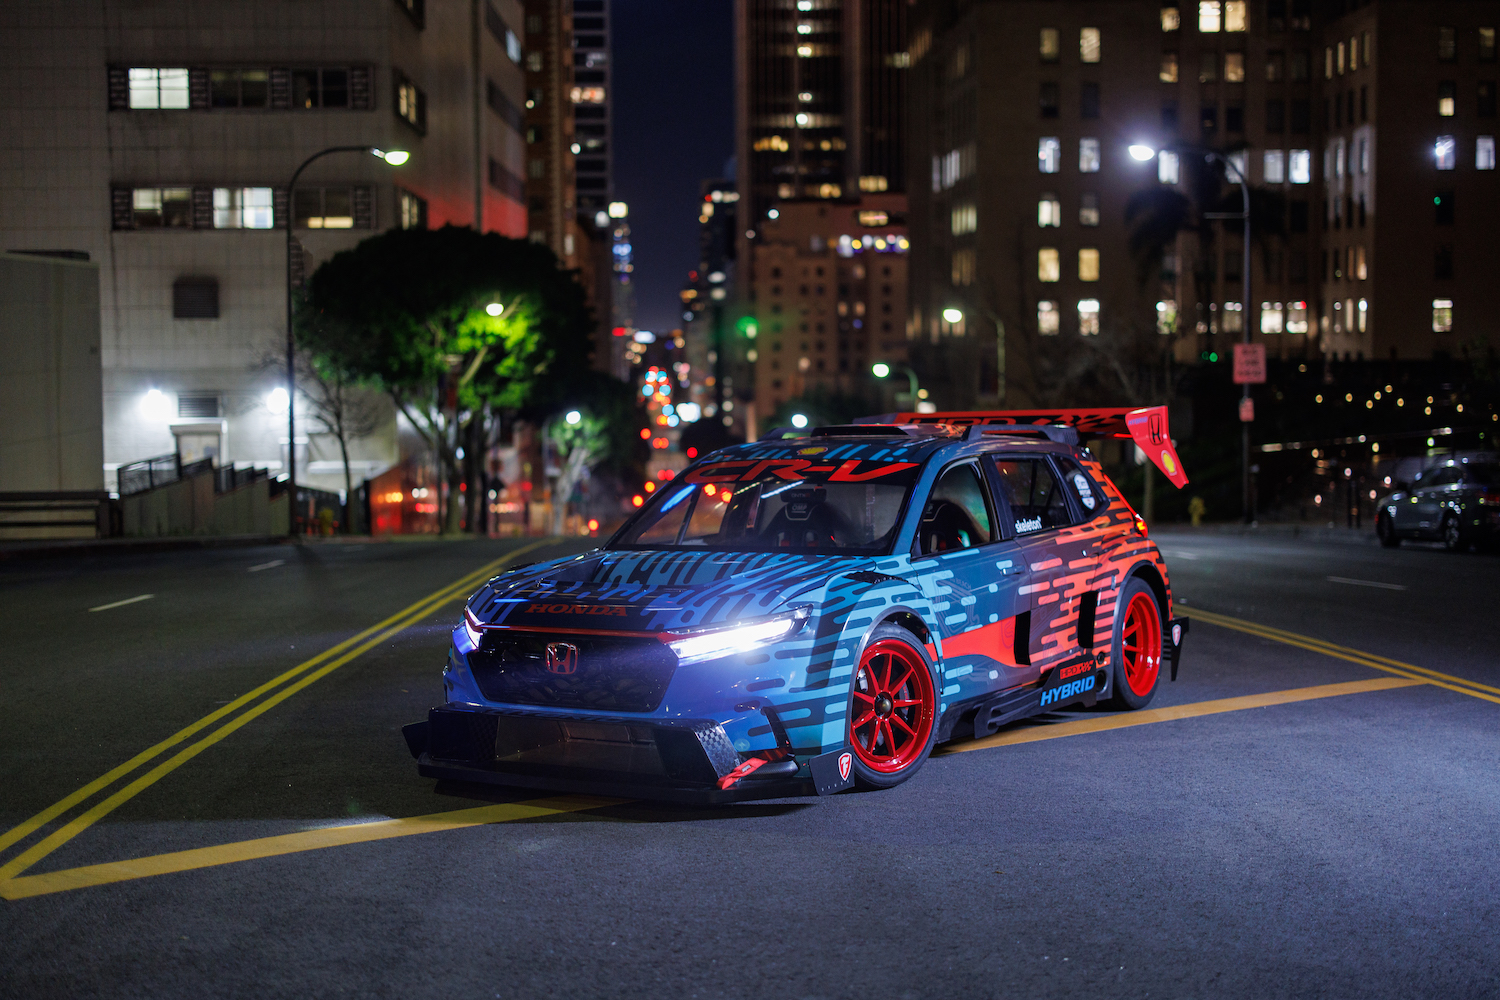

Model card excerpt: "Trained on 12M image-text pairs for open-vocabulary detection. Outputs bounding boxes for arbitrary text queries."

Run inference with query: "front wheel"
[1109,579,1164,711]
[845,625,939,790]
[1443,515,1469,553]
[1377,513,1400,548]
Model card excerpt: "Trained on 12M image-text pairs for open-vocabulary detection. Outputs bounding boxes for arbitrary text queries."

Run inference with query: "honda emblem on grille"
[544,642,580,675]
[837,752,852,782]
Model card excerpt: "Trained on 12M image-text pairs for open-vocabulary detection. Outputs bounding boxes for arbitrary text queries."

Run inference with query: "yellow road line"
[0,795,623,900]
[0,540,550,876]
[1188,607,1500,706]
[942,676,1425,755]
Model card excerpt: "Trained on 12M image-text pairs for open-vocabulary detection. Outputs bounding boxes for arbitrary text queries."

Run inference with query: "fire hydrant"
[1188,496,1207,527]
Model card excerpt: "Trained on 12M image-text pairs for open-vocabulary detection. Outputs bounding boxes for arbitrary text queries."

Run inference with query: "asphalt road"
[1,529,1497,999]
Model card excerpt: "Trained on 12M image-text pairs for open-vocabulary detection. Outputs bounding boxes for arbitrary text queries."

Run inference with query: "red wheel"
[848,633,937,780]
[1110,579,1163,709]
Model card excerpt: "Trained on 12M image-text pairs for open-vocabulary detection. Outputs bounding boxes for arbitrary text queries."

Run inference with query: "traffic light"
[735,316,758,340]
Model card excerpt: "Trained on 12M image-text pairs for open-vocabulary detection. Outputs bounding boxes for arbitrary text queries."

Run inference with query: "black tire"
[1377,513,1401,548]
[1108,578,1165,711]
[1442,515,1469,553]
[844,624,940,790]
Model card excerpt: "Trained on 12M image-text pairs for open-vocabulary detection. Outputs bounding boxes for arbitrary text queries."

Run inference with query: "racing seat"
[918,500,981,553]
[760,498,850,549]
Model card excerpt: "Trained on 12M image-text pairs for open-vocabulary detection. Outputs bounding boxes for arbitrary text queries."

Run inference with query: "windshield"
[611,455,923,554]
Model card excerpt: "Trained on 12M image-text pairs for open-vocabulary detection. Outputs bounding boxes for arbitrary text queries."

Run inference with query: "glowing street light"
[1128,144,1156,162]
[485,301,504,317]
[370,148,410,165]
[790,413,809,429]
[871,362,891,378]
[942,307,964,324]
[565,409,582,425]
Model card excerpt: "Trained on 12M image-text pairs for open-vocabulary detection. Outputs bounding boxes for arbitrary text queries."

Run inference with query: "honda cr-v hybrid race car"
[404,408,1189,803]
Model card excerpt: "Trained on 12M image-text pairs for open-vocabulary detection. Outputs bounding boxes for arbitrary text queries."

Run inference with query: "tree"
[296,348,386,525]
[301,226,598,533]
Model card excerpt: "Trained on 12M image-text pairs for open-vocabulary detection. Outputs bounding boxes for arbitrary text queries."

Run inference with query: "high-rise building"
[0,0,529,492]
[571,0,614,221]
[906,0,1499,411]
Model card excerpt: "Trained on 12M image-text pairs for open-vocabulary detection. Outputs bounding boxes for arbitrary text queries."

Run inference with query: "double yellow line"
[1187,607,1500,705]
[0,540,550,885]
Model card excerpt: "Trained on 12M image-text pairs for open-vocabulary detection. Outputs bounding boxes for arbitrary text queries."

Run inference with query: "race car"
[404,407,1189,803]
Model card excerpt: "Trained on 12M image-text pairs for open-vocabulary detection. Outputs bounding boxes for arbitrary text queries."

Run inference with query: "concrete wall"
[0,253,105,492]
[119,466,286,536]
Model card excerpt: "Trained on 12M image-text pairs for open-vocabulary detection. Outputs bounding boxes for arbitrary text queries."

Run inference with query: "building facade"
[0,0,528,493]
[906,0,1500,411]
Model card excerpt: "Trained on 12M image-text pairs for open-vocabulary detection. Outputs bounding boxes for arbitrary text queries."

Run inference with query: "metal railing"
[115,453,181,496]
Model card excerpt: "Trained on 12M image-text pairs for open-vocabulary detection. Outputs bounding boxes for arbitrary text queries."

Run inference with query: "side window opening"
[917,464,995,555]
[992,457,1075,534]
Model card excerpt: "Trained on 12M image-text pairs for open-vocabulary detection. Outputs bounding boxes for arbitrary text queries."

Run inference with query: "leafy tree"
[295,348,386,524]
[301,226,597,532]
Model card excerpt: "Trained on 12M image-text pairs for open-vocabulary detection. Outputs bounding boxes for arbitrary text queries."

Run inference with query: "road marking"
[942,677,1424,755]
[1163,550,1201,560]
[88,594,154,612]
[0,540,552,880]
[247,559,286,572]
[1326,576,1407,591]
[0,795,623,900]
[1187,608,1500,705]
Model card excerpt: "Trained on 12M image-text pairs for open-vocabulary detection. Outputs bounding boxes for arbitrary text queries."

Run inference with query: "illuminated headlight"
[461,607,484,649]
[664,606,811,665]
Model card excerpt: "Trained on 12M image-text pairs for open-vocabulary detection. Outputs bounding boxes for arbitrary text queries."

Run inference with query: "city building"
[0,0,529,493]
[906,0,1500,410]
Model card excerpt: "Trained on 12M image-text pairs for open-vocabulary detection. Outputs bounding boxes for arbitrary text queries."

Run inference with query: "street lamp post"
[871,362,920,407]
[1130,142,1252,521]
[283,145,407,537]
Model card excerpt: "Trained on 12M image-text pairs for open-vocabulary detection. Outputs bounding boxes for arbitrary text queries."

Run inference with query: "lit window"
[1285,302,1308,333]
[293,187,354,229]
[1222,301,1243,333]
[1079,192,1100,227]
[571,86,606,103]
[212,187,274,229]
[506,29,521,63]
[127,68,190,109]
[1078,248,1100,281]
[1357,298,1368,332]
[1260,301,1284,333]
[1162,6,1180,32]
[951,248,976,286]
[1198,1,1221,33]
[526,51,543,72]
[1479,136,1497,170]
[1225,52,1245,82]
[1439,81,1456,117]
[1288,149,1311,183]
[1080,27,1101,63]
[1038,194,1061,227]
[1337,41,1346,74]
[1038,248,1061,282]
[1159,150,1180,183]
[1227,149,1247,182]
[1334,140,1345,178]
[130,188,192,228]
[1350,36,1358,68]
[1079,137,1101,172]
[1040,28,1060,62]
[1359,138,1369,174]
[1225,1,1247,31]
[1483,27,1497,62]
[1435,135,1456,170]
[797,45,813,57]
[1039,300,1061,334]
[1160,53,1179,82]
[797,22,813,35]
[1156,300,1177,334]
[1356,246,1368,280]
[951,203,977,235]
[1078,299,1101,335]
[1432,298,1453,333]
[1039,137,1061,173]
[396,74,426,131]
[1324,47,1333,79]
[1263,150,1285,184]
[398,188,427,230]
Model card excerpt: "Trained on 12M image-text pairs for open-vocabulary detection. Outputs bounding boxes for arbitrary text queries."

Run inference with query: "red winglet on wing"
[879,406,1188,489]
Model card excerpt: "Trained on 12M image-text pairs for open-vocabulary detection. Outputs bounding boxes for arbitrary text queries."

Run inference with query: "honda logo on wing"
[544,642,580,675]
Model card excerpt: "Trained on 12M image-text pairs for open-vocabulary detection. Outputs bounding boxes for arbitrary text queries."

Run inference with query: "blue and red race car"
[404,408,1189,802]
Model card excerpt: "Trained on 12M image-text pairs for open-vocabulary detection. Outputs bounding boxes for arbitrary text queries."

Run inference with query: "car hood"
[467,549,880,633]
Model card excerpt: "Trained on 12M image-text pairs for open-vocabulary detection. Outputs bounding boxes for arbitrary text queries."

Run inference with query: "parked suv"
[1376,459,1500,551]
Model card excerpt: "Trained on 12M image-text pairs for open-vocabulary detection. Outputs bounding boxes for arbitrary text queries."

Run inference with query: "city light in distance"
[790,413,809,429]
[632,495,644,507]
[565,410,581,425]
[871,362,891,378]
[609,201,629,218]
[265,387,289,415]
[676,401,702,423]
[942,307,964,323]
[1128,144,1157,161]
[486,301,504,316]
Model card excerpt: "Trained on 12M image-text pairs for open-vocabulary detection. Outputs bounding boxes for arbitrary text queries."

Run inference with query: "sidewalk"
[0,534,292,561]
[1151,521,1383,546]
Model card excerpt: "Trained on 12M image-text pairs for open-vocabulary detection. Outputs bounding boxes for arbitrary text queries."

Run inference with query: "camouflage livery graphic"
[405,411,1188,803]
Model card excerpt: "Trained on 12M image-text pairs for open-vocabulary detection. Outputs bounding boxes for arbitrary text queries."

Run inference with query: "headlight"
[663,606,811,665]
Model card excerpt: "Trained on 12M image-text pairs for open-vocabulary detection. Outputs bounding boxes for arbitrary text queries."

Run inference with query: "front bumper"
[404,706,833,804]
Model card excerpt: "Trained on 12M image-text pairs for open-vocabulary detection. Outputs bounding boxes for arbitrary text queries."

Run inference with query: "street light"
[790,413,809,429]
[284,145,406,537]
[565,409,582,425]
[942,307,964,324]
[1131,140,1253,521]
[871,361,920,403]
[486,301,504,317]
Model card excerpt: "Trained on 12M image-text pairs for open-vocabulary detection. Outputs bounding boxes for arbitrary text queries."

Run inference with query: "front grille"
[467,633,677,712]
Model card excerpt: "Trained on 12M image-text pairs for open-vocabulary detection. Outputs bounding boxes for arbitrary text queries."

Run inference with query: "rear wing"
[858,407,1188,488]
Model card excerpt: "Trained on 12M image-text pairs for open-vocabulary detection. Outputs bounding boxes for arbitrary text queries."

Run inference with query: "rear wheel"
[845,626,939,789]
[1377,512,1400,548]
[1109,579,1164,711]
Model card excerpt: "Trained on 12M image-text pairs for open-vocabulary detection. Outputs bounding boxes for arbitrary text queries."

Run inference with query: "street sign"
[1233,343,1266,384]
[1239,397,1255,422]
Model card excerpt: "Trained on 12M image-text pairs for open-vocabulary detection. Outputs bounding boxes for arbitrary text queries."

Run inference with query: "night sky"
[612,0,735,335]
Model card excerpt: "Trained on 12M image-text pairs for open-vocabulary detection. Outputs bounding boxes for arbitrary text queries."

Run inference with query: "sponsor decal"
[838,751,853,781]
[1148,412,1167,446]
[683,459,918,486]
[1172,623,1183,646]
[1015,516,1043,533]
[1161,451,1177,476]
[1059,660,1092,680]
[798,446,827,455]
[1039,674,1095,707]
[1073,473,1096,511]
[525,603,628,616]
[544,642,580,675]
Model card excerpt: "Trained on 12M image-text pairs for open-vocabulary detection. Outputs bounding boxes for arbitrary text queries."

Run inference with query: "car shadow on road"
[431,780,814,822]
